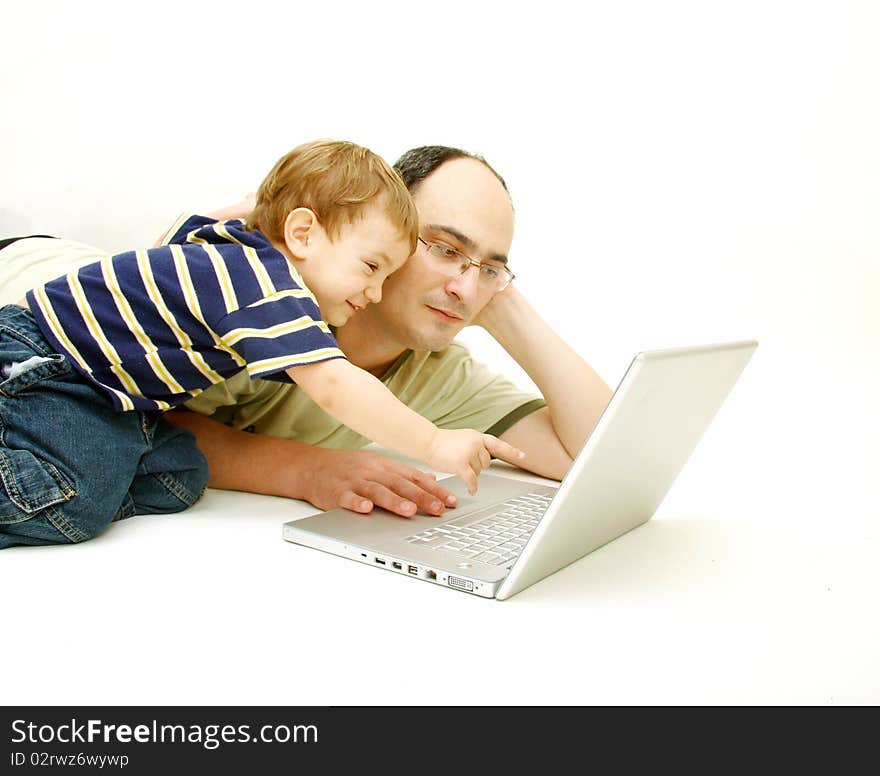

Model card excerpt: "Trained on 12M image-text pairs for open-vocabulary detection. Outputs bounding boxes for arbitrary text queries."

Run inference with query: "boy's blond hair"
[247,140,419,252]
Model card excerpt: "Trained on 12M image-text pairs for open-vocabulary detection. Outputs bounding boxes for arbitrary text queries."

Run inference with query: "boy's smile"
[282,203,412,327]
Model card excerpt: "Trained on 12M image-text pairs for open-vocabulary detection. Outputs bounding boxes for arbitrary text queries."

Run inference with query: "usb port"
[392,562,402,570]
[408,565,418,575]
[374,558,386,566]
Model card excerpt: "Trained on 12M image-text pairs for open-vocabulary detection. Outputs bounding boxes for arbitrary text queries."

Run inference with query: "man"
[0,146,612,519]
[166,146,612,516]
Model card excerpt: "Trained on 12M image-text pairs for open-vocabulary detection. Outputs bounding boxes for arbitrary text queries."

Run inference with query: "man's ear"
[282,208,318,259]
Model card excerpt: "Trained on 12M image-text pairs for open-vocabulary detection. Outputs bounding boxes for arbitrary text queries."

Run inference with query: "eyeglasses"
[418,237,515,294]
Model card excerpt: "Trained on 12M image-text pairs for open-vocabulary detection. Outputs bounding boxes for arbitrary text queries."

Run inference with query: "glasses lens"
[477,263,507,291]
[427,243,463,268]
[425,242,512,293]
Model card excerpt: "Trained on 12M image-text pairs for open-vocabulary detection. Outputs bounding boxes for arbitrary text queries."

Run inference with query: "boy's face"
[297,205,412,327]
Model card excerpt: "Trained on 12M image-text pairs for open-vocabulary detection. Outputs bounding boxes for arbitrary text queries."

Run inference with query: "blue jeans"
[0,305,209,549]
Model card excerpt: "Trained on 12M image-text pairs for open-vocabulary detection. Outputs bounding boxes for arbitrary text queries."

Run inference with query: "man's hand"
[163,410,457,519]
[471,281,513,331]
[302,447,459,518]
[425,429,525,495]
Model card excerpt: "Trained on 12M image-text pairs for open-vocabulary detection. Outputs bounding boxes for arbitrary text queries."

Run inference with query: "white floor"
[3,349,877,706]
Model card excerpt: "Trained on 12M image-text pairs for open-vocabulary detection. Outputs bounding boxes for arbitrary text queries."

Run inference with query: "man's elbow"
[518,450,573,482]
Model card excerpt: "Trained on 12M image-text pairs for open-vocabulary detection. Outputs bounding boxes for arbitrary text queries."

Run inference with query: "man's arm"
[205,193,257,222]
[496,407,579,481]
[476,285,613,480]
[151,195,257,247]
[164,409,459,517]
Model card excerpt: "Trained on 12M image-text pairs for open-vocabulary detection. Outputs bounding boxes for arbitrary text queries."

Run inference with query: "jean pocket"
[0,353,71,396]
[0,447,77,522]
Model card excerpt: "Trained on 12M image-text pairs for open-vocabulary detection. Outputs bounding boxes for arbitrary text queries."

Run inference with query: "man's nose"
[445,266,481,302]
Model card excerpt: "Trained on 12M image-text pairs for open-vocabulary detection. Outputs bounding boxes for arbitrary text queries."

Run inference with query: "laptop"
[283,340,757,600]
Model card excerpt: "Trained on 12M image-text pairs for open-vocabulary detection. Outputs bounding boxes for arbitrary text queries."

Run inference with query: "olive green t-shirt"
[184,344,545,448]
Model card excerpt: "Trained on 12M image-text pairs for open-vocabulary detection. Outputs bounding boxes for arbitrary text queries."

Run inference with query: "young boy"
[0,140,522,549]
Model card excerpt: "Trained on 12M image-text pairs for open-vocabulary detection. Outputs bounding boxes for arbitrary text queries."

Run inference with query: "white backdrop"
[2,0,878,705]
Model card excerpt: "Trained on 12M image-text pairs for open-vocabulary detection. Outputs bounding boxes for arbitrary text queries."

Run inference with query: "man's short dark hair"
[393,146,509,196]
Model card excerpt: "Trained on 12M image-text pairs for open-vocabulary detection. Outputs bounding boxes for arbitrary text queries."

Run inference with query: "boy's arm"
[287,359,524,493]
[164,409,458,516]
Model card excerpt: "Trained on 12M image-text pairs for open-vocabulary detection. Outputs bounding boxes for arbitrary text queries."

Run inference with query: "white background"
[1,0,878,705]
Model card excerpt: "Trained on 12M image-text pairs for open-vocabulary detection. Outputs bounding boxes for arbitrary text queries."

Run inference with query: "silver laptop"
[283,340,757,600]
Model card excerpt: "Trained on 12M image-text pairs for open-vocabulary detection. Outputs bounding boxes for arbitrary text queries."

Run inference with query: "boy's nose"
[365,283,382,304]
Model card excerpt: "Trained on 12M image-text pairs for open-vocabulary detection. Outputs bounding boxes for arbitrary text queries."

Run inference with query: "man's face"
[359,157,515,352]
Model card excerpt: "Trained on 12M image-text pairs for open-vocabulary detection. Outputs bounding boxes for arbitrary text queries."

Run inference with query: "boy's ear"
[282,208,318,259]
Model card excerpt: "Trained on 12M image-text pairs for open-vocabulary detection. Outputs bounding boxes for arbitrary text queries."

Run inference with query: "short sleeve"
[182,370,286,423]
[213,292,345,380]
[383,344,547,434]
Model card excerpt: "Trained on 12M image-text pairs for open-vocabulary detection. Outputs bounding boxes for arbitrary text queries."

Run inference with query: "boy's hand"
[425,429,525,495]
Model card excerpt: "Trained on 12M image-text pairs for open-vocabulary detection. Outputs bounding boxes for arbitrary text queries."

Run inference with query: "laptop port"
[424,570,437,581]
[449,575,474,592]
[392,561,402,570]
[374,558,386,566]
[408,565,418,575]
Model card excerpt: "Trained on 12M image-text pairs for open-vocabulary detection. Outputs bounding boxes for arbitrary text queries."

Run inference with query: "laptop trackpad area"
[289,474,549,544]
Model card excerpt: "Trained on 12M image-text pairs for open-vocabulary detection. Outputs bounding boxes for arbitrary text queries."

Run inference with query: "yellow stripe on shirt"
[221,315,331,347]
[214,221,306,304]
[213,221,244,246]
[31,283,136,411]
[210,242,238,314]
[246,288,321,310]
[34,286,144,410]
[246,347,345,376]
[66,272,144,401]
[169,245,246,367]
[190,239,238,314]
[134,250,224,384]
[156,212,192,247]
[243,245,276,297]
[101,257,185,396]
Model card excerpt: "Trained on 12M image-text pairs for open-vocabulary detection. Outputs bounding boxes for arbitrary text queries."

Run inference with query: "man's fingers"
[482,435,526,464]
[341,457,456,514]
[345,476,455,518]
[405,468,437,483]
[321,451,458,518]
[354,482,418,517]
[337,491,374,514]
[390,472,455,510]
[411,471,457,506]
[377,461,456,508]
[367,475,449,516]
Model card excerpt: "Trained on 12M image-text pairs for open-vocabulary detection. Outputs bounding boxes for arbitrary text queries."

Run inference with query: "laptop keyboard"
[404,492,553,568]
